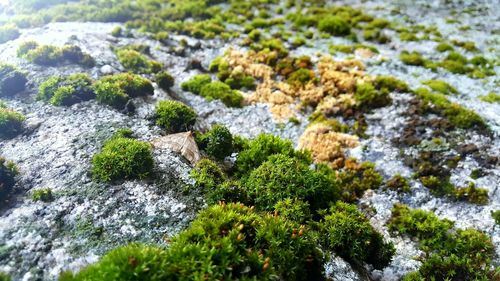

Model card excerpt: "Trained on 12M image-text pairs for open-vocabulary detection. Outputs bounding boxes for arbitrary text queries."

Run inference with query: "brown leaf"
[151,131,200,165]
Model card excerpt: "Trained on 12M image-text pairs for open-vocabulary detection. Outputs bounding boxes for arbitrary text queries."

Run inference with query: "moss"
[199,81,244,107]
[491,210,500,225]
[318,16,351,36]
[32,188,54,202]
[336,161,383,202]
[421,80,458,95]
[274,198,311,224]
[0,272,11,281]
[386,174,410,193]
[93,73,154,109]
[451,40,477,52]
[0,24,20,44]
[116,48,161,74]
[329,44,354,54]
[400,51,425,66]
[389,204,496,280]
[318,202,395,269]
[197,125,233,160]
[155,100,197,133]
[414,88,487,130]
[244,154,340,212]
[155,71,174,91]
[63,202,326,280]
[436,42,454,52]
[111,26,122,37]
[453,183,489,205]
[0,64,27,97]
[362,29,390,43]
[479,92,500,103]
[181,74,212,95]
[354,82,391,109]
[287,68,315,88]
[0,157,18,201]
[445,51,468,64]
[18,42,94,67]
[91,135,154,182]
[38,73,94,106]
[399,32,419,41]
[0,106,25,139]
[191,159,227,191]
[373,76,409,93]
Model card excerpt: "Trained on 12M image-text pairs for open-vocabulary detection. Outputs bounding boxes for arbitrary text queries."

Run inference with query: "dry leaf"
[151,131,200,165]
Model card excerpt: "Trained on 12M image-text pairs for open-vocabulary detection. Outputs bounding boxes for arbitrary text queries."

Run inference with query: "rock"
[99,65,115,75]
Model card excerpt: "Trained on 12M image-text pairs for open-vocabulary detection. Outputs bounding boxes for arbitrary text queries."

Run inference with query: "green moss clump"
[0,105,25,139]
[91,135,154,182]
[422,80,458,95]
[436,42,454,52]
[243,154,339,212]
[400,51,425,66]
[319,202,395,269]
[440,59,468,74]
[234,133,299,176]
[0,272,11,281]
[479,92,500,103]
[37,73,94,106]
[354,82,391,109]
[199,81,244,107]
[318,16,351,36]
[197,124,233,160]
[155,100,197,133]
[111,26,122,37]
[336,162,383,202]
[0,24,20,44]
[62,204,325,281]
[0,157,18,201]
[491,210,500,225]
[0,64,27,97]
[399,32,419,41]
[17,42,94,67]
[116,49,162,74]
[414,88,487,130]
[181,74,212,95]
[373,76,409,93]
[453,183,489,205]
[191,158,227,192]
[287,68,314,88]
[155,71,174,91]
[32,188,54,202]
[274,198,311,224]
[389,204,496,280]
[386,174,410,193]
[93,73,154,109]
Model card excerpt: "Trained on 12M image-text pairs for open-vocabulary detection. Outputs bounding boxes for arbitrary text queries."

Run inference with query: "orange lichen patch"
[298,123,360,169]
[270,104,296,121]
[298,84,325,106]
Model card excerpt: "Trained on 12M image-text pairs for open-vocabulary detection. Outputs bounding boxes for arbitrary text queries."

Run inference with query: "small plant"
[422,80,458,95]
[400,51,425,66]
[37,73,94,106]
[318,202,395,269]
[91,134,154,182]
[479,92,500,103]
[336,161,384,202]
[0,157,18,200]
[0,64,27,97]
[197,124,234,160]
[436,42,454,52]
[17,42,94,67]
[199,81,244,107]
[373,76,409,93]
[191,159,227,191]
[111,26,122,37]
[155,100,197,133]
[318,16,351,36]
[115,48,161,74]
[491,210,500,225]
[93,73,154,109]
[181,74,212,94]
[0,24,20,44]
[155,71,174,91]
[274,198,312,223]
[453,182,489,205]
[287,68,314,88]
[0,104,25,139]
[32,188,54,202]
[386,174,410,193]
[0,272,11,281]
[354,82,391,109]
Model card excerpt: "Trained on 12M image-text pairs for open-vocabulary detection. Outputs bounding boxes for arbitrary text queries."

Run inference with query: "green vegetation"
[0,24,20,44]
[287,68,315,88]
[209,57,255,90]
[155,71,174,91]
[491,210,500,225]
[336,161,383,202]
[318,16,351,36]
[0,272,11,281]
[32,188,54,202]
[422,80,458,95]
[389,204,497,280]
[93,73,154,110]
[197,125,233,160]
[0,103,25,139]
[0,64,27,97]
[373,76,409,93]
[318,202,395,269]
[386,174,410,193]
[199,81,244,107]
[181,74,211,95]
[0,157,18,201]
[61,203,325,281]
[115,48,162,74]
[155,100,197,133]
[400,51,425,66]
[354,82,391,109]
[436,42,454,52]
[479,92,500,103]
[37,73,94,106]
[91,133,154,182]
[17,41,94,67]
[414,87,487,130]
